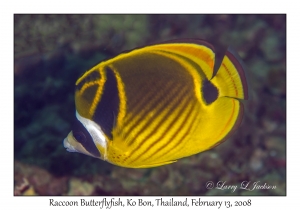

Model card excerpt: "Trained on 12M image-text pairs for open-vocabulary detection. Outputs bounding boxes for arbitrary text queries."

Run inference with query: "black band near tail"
[202,79,219,105]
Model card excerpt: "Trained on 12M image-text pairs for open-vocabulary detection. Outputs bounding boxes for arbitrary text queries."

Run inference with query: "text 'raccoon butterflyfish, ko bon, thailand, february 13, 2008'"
[63,39,248,168]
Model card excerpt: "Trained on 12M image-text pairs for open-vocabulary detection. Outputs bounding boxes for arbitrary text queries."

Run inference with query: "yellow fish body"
[63,39,248,168]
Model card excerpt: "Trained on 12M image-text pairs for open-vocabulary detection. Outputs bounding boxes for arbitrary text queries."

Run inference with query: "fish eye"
[73,131,86,144]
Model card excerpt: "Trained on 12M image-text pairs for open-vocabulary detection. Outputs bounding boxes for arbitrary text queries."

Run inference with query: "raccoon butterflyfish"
[63,39,248,168]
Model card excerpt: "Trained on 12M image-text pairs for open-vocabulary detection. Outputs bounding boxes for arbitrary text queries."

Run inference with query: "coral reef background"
[14,14,286,195]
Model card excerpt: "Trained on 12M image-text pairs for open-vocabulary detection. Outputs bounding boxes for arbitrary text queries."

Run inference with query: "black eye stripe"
[72,119,100,157]
[73,131,86,144]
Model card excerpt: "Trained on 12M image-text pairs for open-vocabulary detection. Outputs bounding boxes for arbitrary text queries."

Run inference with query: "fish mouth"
[63,132,101,158]
[63,138,78,153]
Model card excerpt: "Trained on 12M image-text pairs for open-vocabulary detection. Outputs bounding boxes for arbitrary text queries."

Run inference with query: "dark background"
[14,14,286,195]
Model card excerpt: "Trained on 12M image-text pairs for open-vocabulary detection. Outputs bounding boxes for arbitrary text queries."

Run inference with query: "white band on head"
[76,111,107,159]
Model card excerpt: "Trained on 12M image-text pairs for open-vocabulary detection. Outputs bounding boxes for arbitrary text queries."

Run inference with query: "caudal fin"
[211,47,248,100]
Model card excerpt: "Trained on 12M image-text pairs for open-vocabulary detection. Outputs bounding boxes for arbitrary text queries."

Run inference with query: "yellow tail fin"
[211,47,248,100]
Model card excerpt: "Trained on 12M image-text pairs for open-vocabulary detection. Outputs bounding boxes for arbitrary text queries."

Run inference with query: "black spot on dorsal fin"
[92,67,119,139]
[202,79,219,105]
